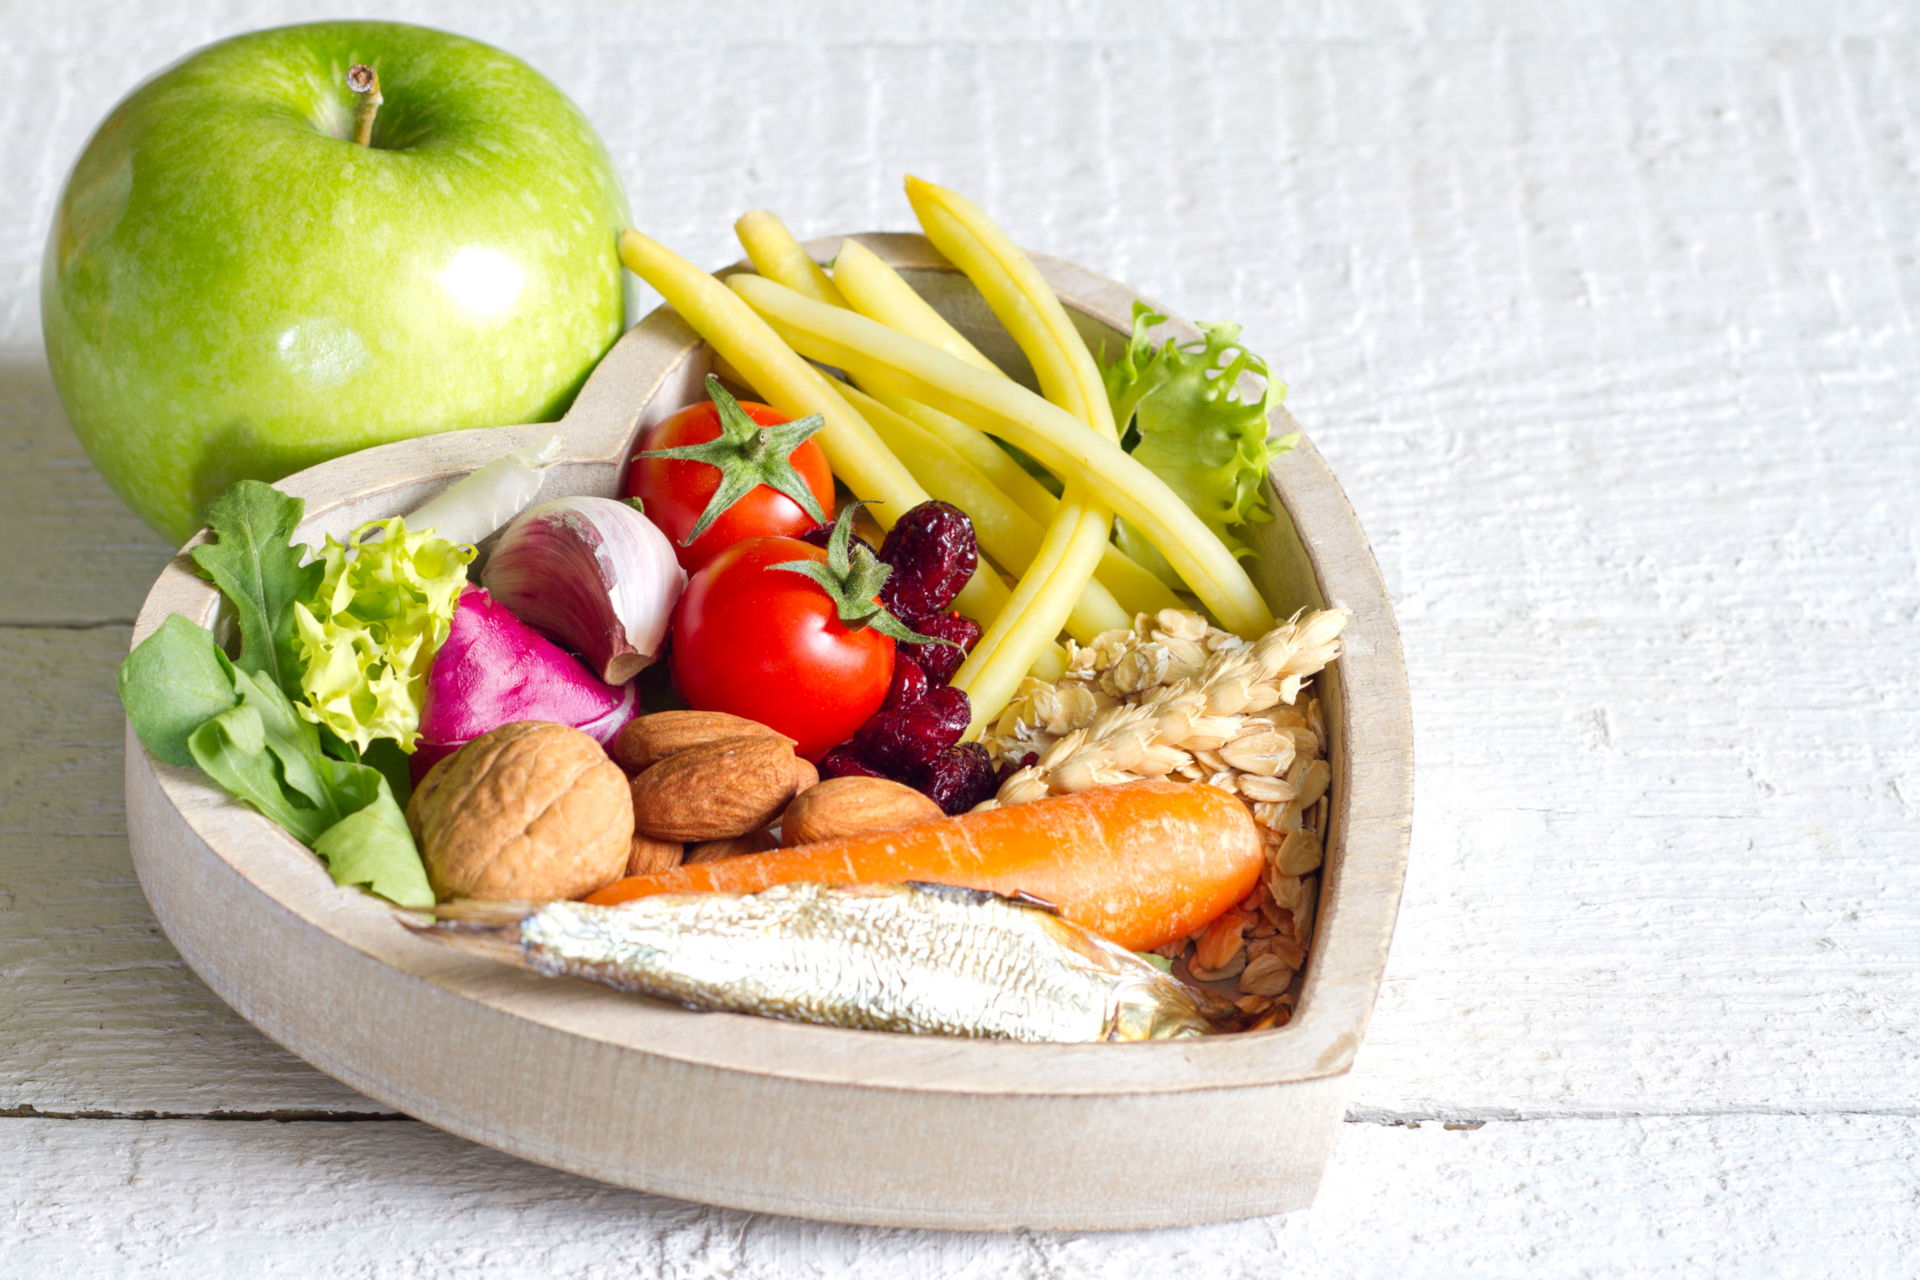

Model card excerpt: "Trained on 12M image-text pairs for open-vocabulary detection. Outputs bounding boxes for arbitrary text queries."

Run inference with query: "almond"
[626,832,683,877]
[611,710,794,776]
[630,735,802,841]
[779,776,944,846]
[685,829,776,865]
[790,754,820,795]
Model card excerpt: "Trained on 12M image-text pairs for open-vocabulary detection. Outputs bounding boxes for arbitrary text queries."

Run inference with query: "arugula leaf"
[182,661,433,907]
[188,701,334,844]
[191,481,322,700]
[232,667,338,817]
[357,737,416,809]
[119,615,242,767]
[1102,303,1298,578]
[312,765,433,909]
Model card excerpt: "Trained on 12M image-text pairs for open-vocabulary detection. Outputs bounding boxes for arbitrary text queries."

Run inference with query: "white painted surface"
[2,0,1915,1272]
[7,1115,1918,1278]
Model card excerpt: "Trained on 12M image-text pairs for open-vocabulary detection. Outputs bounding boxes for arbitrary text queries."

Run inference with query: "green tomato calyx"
[769,503,954,647]
[634,374,828,546]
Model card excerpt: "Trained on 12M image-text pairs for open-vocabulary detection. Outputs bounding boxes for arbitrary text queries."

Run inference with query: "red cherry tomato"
[670,536,894,761]
[624,397,834,571]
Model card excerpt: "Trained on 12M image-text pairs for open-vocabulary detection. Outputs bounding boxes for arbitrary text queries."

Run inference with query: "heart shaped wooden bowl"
[124,234,1411,1231]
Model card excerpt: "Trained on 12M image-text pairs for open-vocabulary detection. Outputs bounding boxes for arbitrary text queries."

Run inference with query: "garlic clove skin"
[405,436,562,549]
[482,497,686,685]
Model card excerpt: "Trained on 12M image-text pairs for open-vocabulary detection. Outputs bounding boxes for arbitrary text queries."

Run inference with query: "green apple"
[43,21,630,544]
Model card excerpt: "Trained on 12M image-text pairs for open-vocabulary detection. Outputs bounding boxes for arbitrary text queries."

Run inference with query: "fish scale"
[413,881,1231,1042]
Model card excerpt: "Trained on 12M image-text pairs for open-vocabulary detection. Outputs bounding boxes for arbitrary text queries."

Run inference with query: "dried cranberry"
[995,750,1040,788]
[878,501,977,617]
[819,746,887,780]
[898,611,982,686]
[882,657,928,711]
[851,684,971,776]
[921,742,998,814]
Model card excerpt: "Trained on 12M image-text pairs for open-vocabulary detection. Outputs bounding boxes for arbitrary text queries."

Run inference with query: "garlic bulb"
[482,496,686,684]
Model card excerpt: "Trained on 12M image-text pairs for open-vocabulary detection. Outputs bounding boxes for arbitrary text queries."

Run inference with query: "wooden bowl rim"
[125,234,1411,1098]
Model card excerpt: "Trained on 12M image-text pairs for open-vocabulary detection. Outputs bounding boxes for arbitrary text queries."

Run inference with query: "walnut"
[407,721,632,902]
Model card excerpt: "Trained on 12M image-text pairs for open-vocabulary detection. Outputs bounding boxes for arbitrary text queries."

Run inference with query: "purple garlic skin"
[483,496,685,684]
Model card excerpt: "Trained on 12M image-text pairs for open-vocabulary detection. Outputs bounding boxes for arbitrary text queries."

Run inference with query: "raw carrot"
[583,780,1263,951]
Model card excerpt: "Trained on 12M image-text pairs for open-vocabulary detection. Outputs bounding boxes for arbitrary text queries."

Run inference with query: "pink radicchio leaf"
[411,587,637,783]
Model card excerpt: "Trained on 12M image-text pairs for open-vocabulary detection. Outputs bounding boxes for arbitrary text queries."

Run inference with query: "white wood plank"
[3,1114,1914,1277]
[3,8,1918,1125]
[0,365,172,626]
[1356,626,1920,1116]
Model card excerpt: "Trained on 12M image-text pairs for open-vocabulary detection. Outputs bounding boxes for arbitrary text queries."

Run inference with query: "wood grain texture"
[3,1113,1915,1278]
[0,626,381,1114]
[0,368,169,626]
[3,0,1917,1268]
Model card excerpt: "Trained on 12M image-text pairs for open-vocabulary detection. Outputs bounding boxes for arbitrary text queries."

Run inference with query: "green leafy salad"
[114,300,1298,920]
[119,483,470,908]
[1101,302,1298,582]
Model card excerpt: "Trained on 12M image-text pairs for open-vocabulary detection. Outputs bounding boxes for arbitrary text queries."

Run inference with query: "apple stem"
[347,65,382,147]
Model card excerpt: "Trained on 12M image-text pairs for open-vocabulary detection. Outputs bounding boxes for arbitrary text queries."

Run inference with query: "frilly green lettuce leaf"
[294,518,474,754]
[1102,303,1297,581]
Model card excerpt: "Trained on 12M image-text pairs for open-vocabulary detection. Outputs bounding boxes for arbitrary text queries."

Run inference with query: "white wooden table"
[4,2,1915,1274]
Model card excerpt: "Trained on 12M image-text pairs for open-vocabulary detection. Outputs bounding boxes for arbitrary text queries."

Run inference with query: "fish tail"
[401,900,538,967]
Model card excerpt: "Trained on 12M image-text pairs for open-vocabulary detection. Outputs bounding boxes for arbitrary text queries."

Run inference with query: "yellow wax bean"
[727,273,1274,638]
[952,489,1113,732]
[826,242,1059,518]
[898,180,1130,724]
[905,177,1117,436]
[845,386,1130,643]
[1028,644,1067,683]
[876,392,1181,618]
[615,232,1004,618]
[734,211,845,307]
[724,213,1171,635]
[874,390,1054,512]
[832,225,1181,618]
[831,238,1001,373]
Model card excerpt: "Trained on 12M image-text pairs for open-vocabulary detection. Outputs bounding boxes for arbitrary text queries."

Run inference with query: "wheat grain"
[977,608,1346,1020]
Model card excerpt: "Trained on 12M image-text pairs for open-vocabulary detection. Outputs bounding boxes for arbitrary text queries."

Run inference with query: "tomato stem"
[633,375,828,546]
[769,504,957,647]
